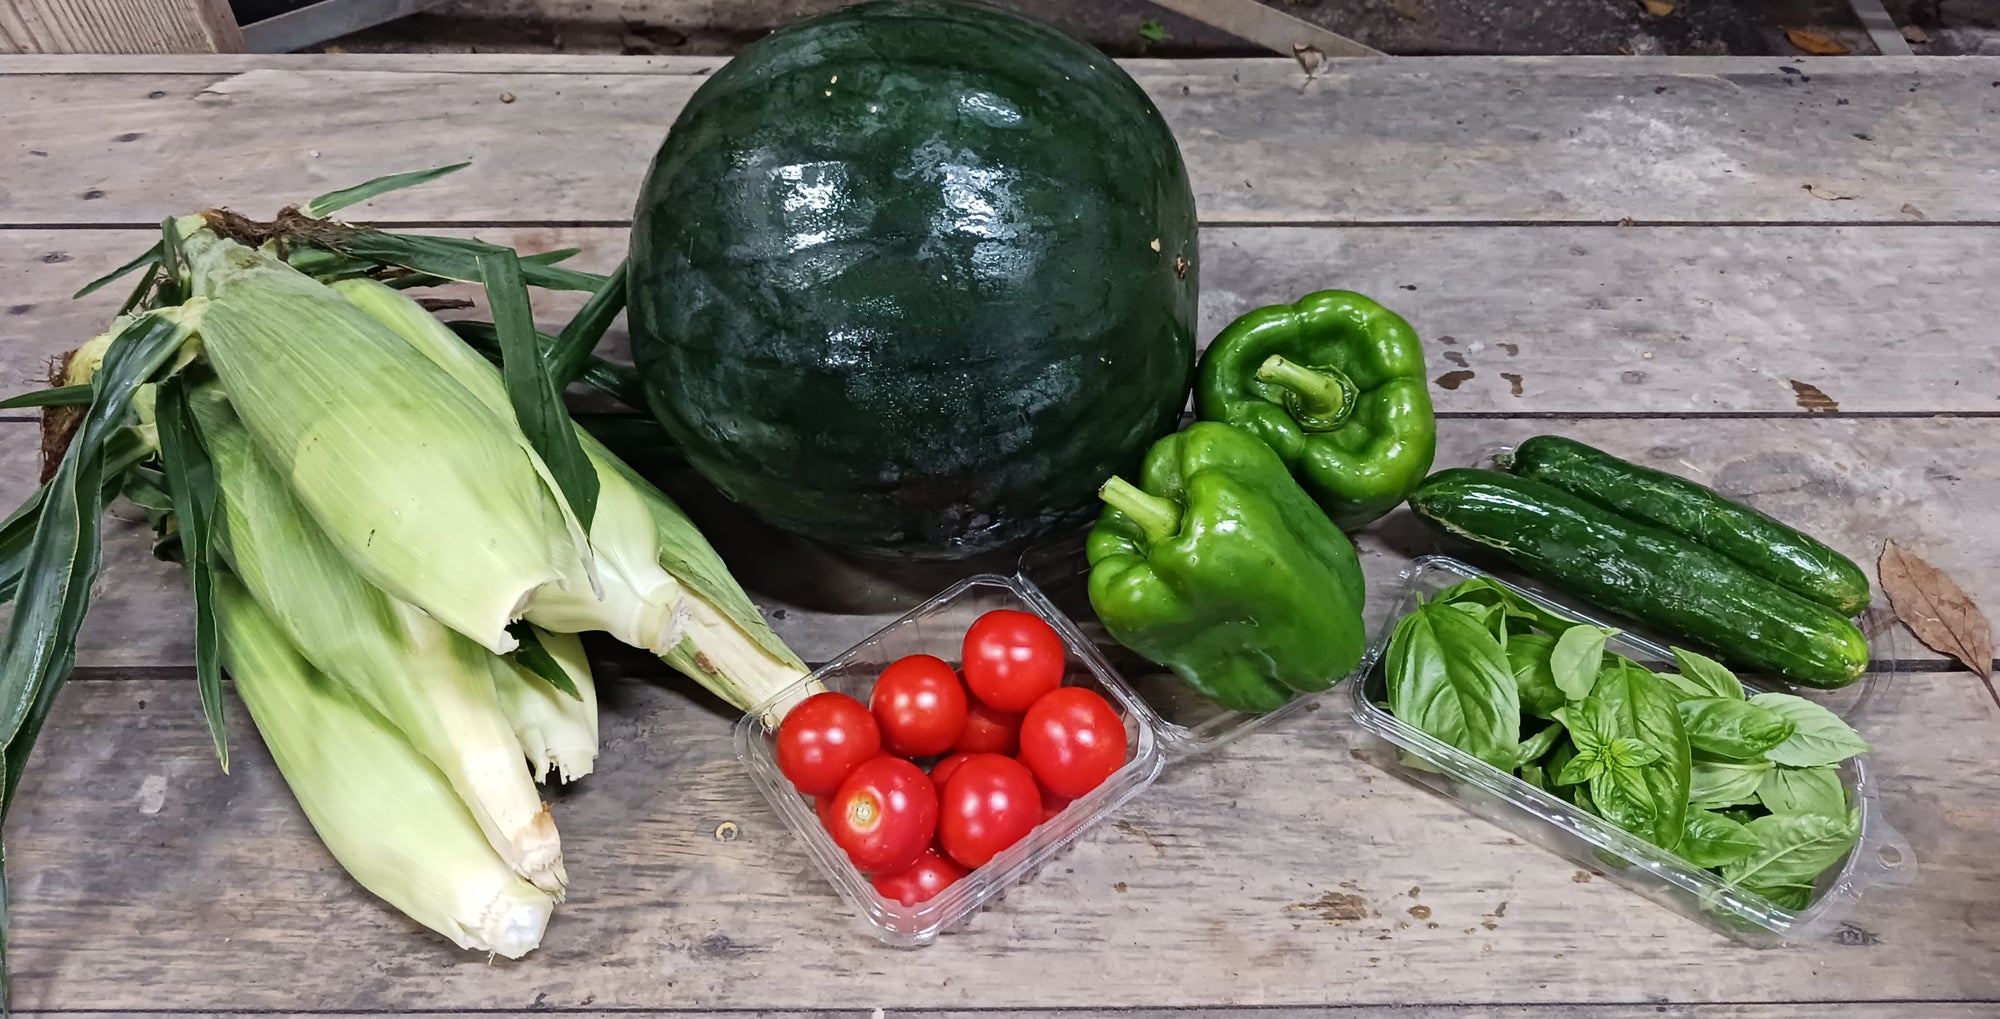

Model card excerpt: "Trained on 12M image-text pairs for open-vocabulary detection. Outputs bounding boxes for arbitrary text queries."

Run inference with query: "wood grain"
[3,416,1987,671]
[0,0,243,54]
[2,57,1998,225]
[25,1009,2000,1019]
[6,668,1993,1011]
[7,224,1999,416]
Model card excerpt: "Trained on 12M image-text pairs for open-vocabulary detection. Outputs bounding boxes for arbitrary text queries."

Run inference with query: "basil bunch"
[1383,577,1872,909]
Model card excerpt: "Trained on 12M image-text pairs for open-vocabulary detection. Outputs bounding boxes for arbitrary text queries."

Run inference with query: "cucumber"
[1409,469,1869,689]
[1503,435,1870,616]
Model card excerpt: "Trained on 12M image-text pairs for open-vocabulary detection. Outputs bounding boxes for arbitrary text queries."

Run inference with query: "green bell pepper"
[1195,290,1436,530]
[1086,422,1368,713]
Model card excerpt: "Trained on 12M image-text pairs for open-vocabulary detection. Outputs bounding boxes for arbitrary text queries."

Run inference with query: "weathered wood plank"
[8,665,1994,1011]
[3,57,1998,225]
[8,225,1998,416]
[3,416,1986,671]
[0,0,243,55]
[26,1009,1999,1019]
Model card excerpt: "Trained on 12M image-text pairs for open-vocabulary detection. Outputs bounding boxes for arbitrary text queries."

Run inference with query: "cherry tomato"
[955,696,1023,755]
[870,654,969,757]
[776,692,882,796]
[962,610,1067,712]
[1018,687,1127,799]
[871,847,968,907]
[929,752,974,795]
[937,754,1042,869]
[814,794,841,830]
[827,757,938,874]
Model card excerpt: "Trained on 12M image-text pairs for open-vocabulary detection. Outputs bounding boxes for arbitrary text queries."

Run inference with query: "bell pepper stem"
[1256,355,1354,431]
[1098,476,1181,545]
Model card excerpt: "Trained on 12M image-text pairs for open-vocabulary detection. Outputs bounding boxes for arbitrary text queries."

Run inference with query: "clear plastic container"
[1349,556,1914,946]
[1016,534,1382,754]
[735,573,1167,947]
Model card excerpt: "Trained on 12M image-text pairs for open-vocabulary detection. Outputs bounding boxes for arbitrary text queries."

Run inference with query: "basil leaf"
[1756,765,1849,817]
[1550,624,1616,702]
[1722,811,1859,901]
[1515,719,1565,768]
[1752,693,1872,767]
[1506,633,1565,718]
[1557,746,1605,785]
[1654,670,1711,702]
[1547,738,1580,786]
[1575,665,1691,848]
[1676,697,1796,759]
[1385,602,1522,770]
[1519,762,1548,791]
[1431,576,1579,636]
[1671,647,1746,700]
[1690,759,1771,808]
[1677,808,1763,868]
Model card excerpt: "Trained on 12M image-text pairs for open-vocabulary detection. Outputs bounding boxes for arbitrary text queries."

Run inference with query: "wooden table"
[3,52,1999,1018]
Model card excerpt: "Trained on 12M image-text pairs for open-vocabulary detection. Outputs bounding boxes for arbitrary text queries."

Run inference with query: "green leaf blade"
[72,242,161,299]
[0,386,92,411]
[1385,601,1522,770]
[1672,647,1746,700]
[1677,696,1796,760]
[1752,693,1872,767]
[1757,765,1850,817]
[299,162,471,219]
[547,259,628,389]
[507,624,582,700]
[1504,632,1564,717]
[477,250,600,531]
[154,376,228,771]
[1689,758,1772,808]
[1678,807,1763,868]
[1550,624,1616,701]
[1722,811,1859,903]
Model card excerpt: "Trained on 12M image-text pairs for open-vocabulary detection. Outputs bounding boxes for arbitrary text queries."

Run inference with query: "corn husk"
[492,627,598,784]
[189,384,567,893]
[331,277,687,654]
[215,573,555,958]
[179,224,580,655]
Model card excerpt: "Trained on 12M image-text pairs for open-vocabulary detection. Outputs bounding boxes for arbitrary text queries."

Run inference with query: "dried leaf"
[1789,380,1839,413]
[1786,29,1850,56]
[1879,541,1996,708]
[1900,25,1929,44]
[1640,0,1674,15]
[1803,183,1855,201]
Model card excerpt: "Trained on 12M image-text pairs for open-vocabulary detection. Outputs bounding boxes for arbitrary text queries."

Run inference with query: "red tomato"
[776,692,882,796]
[870,654,969,757]
[827,757,939,874]
[814,795,840,829]
[962,610,1067,712]
[1018,687,1127,799]
[871,847,968,907]
[929,752,974,794]
[955,697,1023,755]
[937,754,1042,869]
[1037,786,1073,823]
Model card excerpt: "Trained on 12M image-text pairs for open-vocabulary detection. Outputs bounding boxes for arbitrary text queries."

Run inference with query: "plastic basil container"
[734,573,1166,947]
[1349,556,1914,945]
[1015,534,1384,755]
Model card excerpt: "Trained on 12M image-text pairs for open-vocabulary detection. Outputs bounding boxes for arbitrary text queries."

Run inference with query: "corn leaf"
[155,216,189,308]
[117,264,162,315]
[0,430,152,606]
[448,321,651,412]
[479,250,599,531]
[153,375,228,771]
[507,623,582,700]
[547,259,627,388]
[331,232,607,293]
[0,313,190,806]
[0,386,92,410]
[299,162,471,219]
[0,312,190,994]
[71,242,161,299]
